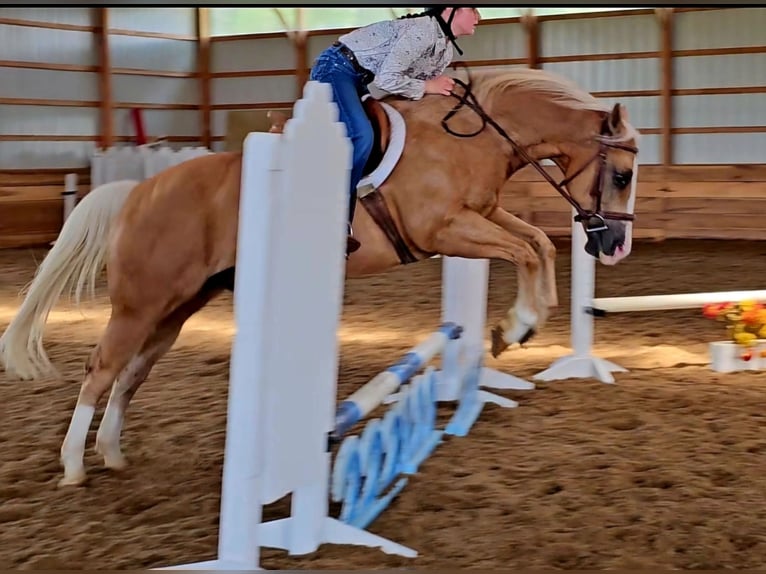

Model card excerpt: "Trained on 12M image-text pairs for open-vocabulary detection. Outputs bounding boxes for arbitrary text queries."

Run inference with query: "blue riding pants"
[309,44,374,226]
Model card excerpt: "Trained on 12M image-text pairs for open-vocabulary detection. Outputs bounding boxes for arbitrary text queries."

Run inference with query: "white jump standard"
[535,204,766,383]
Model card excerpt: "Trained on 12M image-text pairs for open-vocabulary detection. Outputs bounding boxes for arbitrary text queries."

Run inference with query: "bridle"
[441,77,638,233]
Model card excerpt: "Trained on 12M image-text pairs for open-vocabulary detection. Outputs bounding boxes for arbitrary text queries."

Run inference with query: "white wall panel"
[0,68,98,101]
[109,35,196,73]
[109,8,196,36]
[306,24,527,69]
[0,25,95,66]
[0,141,95,169]
[0,10,98,169]
[212,75,296,105]
[674,134,766,164]
[211,37,295,72]
[543,58,660,92]
[542,13,658,56]
[0,106,99,136]
[164,140,202,150]
[595,95,661,130]
[632,134,661,165]
[673,54,766,89]
[211,110,229,138]
[0,7,92,26]
[675,8,766,50]
[1,8,762,170]
[307,33,341,62]
[673,94,766,128]
[112,109,200,138]
[455,21,526,60]
[111,76,198,106]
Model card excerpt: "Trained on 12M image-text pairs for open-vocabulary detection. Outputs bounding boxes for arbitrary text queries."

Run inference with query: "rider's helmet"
[421,6,471,55]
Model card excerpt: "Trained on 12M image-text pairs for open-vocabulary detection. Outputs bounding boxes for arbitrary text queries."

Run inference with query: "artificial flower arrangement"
[702,300,766,367]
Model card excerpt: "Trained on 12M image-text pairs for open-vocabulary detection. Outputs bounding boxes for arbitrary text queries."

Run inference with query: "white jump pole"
[590,290,766,314]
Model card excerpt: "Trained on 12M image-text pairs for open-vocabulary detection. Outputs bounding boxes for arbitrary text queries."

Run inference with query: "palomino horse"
[0,68,639,487]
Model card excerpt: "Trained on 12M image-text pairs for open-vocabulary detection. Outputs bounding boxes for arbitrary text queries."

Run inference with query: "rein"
[441,76,637,231]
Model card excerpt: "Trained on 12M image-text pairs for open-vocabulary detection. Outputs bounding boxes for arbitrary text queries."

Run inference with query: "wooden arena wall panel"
[0,167,91,248]
[213,108,292,153]
[499,164,766,241]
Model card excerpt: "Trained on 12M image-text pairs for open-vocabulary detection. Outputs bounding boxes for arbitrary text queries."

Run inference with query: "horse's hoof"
[519,327,536,345]
[104,454,128,471]
[95,442,128,470]
[58,470,87,488]
[491,326,509,358]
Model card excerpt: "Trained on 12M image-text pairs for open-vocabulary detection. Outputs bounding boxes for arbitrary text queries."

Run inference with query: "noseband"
[442,77,638,233]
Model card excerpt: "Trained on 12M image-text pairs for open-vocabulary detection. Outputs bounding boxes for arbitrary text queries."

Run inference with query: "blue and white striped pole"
[332,322,463,440]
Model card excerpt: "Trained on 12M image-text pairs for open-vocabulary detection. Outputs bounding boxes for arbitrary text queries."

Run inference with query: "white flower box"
[709,339,766,373]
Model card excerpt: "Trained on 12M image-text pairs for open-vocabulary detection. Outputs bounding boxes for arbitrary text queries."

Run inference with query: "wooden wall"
[0,167,91,248]
[500,164,766,242]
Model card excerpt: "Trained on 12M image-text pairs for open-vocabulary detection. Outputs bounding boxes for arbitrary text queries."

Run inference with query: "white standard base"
[156,559,260,570]
[709,340,766,373]
[479,366,536,392]
[259,516,417,558]
[533,354,628,384]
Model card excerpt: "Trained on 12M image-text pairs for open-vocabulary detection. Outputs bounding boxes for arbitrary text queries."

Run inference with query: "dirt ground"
[1,238,766,570]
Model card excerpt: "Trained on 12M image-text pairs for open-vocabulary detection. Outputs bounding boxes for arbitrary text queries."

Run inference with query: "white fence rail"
[90,145,211,188]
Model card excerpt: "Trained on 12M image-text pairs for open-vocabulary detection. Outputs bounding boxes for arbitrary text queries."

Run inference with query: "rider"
[309,7,481,255]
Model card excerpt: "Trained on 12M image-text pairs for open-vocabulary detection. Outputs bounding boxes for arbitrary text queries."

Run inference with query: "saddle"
[268,97,418,264]
[360,97,390,177]
[356,98,419,264]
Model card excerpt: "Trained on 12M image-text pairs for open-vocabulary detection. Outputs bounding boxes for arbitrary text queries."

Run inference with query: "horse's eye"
[613,169,632,189]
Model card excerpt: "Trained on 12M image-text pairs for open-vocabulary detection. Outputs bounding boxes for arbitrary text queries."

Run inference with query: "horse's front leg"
[430,208,544,358]
[488,207,558,309]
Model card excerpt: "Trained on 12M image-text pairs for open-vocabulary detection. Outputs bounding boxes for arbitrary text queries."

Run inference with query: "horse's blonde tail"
[0,179,139,380]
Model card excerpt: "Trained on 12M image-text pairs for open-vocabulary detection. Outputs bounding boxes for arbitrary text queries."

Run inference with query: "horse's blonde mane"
[466,67,609,112]
[459,67,639,144]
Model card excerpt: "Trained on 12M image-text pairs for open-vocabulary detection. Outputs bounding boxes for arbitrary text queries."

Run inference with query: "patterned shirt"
[338,15,454,100]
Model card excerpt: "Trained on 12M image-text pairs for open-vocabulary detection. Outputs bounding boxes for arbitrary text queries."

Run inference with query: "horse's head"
[462,68,640,266]
[557,102,639,266]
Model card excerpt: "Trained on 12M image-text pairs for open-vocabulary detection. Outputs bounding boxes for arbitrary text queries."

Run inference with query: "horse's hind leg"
[432,208,543,356]
[59,311,157,487]
[94,285,224,472]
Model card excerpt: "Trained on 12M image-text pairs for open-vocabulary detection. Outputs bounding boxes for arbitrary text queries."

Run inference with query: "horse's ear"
[607,103,628,134]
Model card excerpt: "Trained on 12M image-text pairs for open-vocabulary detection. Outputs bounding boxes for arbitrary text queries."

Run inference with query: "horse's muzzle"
[584,221,626,260]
